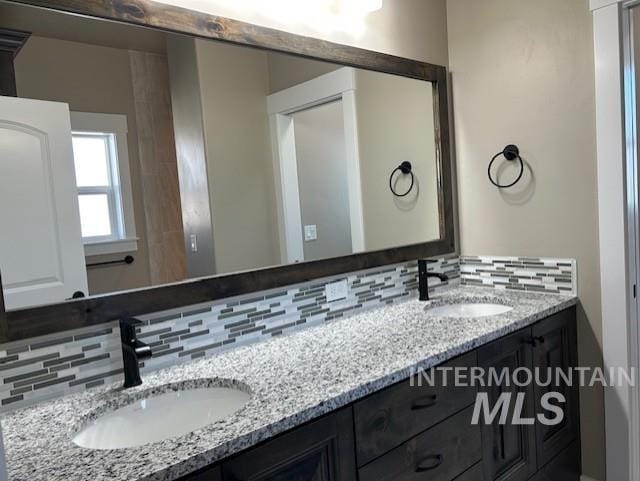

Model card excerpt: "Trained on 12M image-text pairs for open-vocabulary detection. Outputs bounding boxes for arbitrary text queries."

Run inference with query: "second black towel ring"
[389,161,415,197]
[488,144,524,189]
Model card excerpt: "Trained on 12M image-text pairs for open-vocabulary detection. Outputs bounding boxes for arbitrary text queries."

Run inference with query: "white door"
[292,100,353,262]
[0,96,88,309]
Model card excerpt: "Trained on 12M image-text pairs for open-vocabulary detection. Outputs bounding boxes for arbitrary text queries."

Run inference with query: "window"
[70,112,138,256]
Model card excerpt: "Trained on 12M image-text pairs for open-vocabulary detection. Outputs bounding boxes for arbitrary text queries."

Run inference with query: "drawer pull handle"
[411,395,438,410]
[525,336,545,347]
[415,454,443,472]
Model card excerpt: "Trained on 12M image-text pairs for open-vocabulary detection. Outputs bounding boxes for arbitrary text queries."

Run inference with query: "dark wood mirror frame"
[0,0,456,342]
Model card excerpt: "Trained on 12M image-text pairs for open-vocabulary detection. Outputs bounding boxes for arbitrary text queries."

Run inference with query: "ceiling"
[0,1,169,54]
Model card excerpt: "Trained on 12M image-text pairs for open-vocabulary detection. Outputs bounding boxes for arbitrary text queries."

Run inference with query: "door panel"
[528,441,580,481]
[221,409,356,481]
[532,308,579,469]
[0,96,87,308]
[293,100,352,262]
[478,329,537,481]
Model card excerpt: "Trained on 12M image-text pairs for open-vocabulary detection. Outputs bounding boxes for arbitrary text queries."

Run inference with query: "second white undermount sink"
[426,302,513,318]
[73,385,250,450]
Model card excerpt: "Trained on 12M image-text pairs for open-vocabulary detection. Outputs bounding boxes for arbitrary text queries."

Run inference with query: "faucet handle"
[119,317,144,344]
[120,317,143,326]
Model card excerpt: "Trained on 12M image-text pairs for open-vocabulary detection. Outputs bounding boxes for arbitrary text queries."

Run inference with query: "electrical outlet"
[189,234,198,253]
[304,224,317,242]
[326,279,348,302]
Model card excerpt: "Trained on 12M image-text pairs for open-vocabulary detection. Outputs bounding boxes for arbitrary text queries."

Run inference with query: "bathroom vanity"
[183,306,579,481]
[1,287,580,481]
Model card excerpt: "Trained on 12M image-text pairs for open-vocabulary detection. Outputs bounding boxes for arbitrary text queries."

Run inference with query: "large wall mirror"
[0,0,454,341]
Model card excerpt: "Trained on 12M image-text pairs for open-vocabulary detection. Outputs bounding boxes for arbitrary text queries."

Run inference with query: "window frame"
[69,112,138,257]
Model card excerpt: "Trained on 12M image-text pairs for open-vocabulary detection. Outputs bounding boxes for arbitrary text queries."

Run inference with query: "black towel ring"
[488,144,524,189]
[389,161,415,197]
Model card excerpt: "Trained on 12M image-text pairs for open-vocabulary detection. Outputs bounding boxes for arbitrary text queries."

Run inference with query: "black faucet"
[418,259,449,301]
[120,317,153,388]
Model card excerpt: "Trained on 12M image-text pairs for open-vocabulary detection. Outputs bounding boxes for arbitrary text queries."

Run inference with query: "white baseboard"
[581,476,600,481]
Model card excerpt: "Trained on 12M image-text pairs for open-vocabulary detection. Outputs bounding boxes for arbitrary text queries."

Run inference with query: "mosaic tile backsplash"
[460,256,577,295]
[0,256,460,411]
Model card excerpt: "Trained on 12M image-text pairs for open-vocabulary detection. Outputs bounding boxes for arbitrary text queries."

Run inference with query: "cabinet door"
[528,441,580,481]
[221,408,356,481]
[532,308,579,469]
[183,466,222,481]
[478,329,537,481]
[0,96,88,308]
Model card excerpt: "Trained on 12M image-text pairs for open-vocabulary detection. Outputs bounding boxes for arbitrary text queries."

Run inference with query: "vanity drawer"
[354,351,477,466]
[358,405,482,481]
[453,463,484,481]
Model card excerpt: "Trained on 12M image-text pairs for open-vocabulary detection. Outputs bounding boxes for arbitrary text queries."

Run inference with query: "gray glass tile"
[30,337,73,350]
[34,375,76,391]
[4,369,49,384]
[160,329,189,340]
[44,354,85,367]
[180,329,210,340]
[218,308,257,320]
[74,328,113,341]
[13,373,57,388]
[70,353,110,368]
[181,307,211,317]
[69,369,123,387]
[138,328,172,339]
[2,395,23,406]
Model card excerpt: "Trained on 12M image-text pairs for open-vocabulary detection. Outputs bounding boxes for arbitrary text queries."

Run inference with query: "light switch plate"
[326,279,348,302]
[304,224,318,242]
[189,234,198,253]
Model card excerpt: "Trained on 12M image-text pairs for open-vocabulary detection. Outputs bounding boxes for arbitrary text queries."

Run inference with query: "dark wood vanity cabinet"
[180,307,580,481]
[221,408,356,481]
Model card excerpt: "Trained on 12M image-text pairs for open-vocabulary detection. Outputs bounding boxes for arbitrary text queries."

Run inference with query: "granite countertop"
[1,286,577,481]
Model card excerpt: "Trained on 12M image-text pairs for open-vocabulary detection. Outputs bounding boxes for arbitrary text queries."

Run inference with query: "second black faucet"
[418,259,449,302]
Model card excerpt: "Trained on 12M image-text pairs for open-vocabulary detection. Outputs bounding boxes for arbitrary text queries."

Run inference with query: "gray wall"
[194,40,280,274]
[293,100,352,261]
[267,52,339,94]
[447,0,603,478]
[355,70,440,250]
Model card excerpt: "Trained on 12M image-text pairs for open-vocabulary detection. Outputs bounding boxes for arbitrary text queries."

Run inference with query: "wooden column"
[0,28,31,97]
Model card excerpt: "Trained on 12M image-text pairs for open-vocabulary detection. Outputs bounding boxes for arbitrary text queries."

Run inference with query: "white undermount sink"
[73,386,250,450]
[426,302,513,318]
